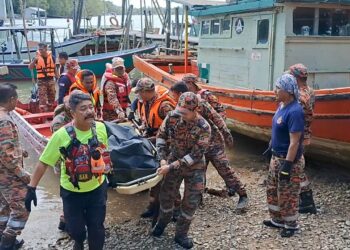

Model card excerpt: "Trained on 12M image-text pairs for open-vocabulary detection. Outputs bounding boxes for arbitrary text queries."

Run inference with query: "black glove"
[279,160,293,182]
[145,127,157,137]
[25,186,37,212]
[128,111,135,121]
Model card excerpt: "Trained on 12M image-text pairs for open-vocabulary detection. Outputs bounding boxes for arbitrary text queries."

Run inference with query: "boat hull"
[0,45,157,81]
[2,37,92,61]
[133,55,350,167]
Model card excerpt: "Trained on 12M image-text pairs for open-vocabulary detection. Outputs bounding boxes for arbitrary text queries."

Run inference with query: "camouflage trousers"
[299,166,311,193]
[158,168,205,237]
[38,78,56,111]
[0,177,29,238]
[149,179,181,210]
[102,110,119,122]
[267,155,304,228]
[205,139,246,196]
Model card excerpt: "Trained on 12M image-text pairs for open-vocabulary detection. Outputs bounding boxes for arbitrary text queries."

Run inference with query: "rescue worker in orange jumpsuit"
[101,57,131,121]
[289,63,317,214]
[28,43,57,112]
[69,70,102,118]
[135,78,176,218]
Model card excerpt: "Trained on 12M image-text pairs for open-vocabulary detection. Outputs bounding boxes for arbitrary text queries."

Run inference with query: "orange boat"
[133,54,350,167]
[11,106,51,154]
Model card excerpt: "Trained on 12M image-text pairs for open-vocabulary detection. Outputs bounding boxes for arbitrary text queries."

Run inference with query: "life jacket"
[137,85,176,130]
[102,71,131,110]
[69,70,100,107]
[59,123,111,189]
[35,51,55,79]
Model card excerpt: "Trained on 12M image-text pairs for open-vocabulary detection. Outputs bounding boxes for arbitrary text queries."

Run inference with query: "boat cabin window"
[293,7,350,36]
[201,20,210,35]
[221,18,231,34]
[211,19,221,34]
[257,19,269,44]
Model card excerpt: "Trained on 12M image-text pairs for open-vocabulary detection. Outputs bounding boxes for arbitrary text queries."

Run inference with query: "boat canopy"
[190,0,350,17]
[171,0,226,7]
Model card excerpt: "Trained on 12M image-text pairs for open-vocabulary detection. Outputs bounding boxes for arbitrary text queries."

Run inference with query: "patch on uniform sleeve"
[277,116,283,125]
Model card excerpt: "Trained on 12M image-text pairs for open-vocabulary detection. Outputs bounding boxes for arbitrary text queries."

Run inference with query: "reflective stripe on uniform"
[285,224,300,230]
[283,214,298,222]
[183,154,194,165]
[0,216,9,222]
[156,138,166,146]
[270,219,285,228]
[7,218,26,229]
[268,204,280,212]
[180,210,193,221]
[160,204,174,214]
[300,180,310,188]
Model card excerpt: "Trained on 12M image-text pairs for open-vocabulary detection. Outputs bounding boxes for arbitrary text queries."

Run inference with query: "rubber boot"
[299,190,317,214]
[172,208,181,222]
[0,235,16,250]
[236,195,249,211]
[152,221,168,237]
[58,215,66,231]
[0,235,23,250]
[141,202,156,218]
[174,235,194,249]
[73,241,84,250]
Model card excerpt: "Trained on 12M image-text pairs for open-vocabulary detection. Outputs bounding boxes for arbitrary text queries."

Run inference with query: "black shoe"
[299,190,317,214]
[236,195,249,211]
[152,223,166,237]
[0,236,16,250]
[73,241,84,250]
[58,220,66,231]
[174,235,194,249]
[14,239,24,250]
[280,228,298,237]
[263,219,284,229]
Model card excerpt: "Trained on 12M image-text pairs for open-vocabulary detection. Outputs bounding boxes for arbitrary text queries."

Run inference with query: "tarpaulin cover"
[104,122,159,184]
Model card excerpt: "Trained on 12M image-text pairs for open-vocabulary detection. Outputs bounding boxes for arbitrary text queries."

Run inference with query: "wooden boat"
[0,44,157,81]
[10,107,162,194]
[133,54,350,167]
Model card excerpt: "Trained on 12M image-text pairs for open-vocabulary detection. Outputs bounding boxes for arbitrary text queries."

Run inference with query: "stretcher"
[104,121,163,195]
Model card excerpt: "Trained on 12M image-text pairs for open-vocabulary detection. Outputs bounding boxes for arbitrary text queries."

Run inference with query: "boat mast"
[103,0,107,53]
[20,0,36,84]
[140,0,144,47]
[165,0,171,55]
[184,5,189,73]
[5,0,20,60]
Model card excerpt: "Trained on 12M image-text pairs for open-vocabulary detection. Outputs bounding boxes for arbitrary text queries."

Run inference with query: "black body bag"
[104,122,159,185]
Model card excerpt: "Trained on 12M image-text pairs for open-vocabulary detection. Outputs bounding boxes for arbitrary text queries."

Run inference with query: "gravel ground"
[22,133,350,250]
[49,162,350,250]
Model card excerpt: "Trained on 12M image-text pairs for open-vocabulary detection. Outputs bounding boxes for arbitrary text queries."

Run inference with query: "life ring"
[110,16,119,27]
